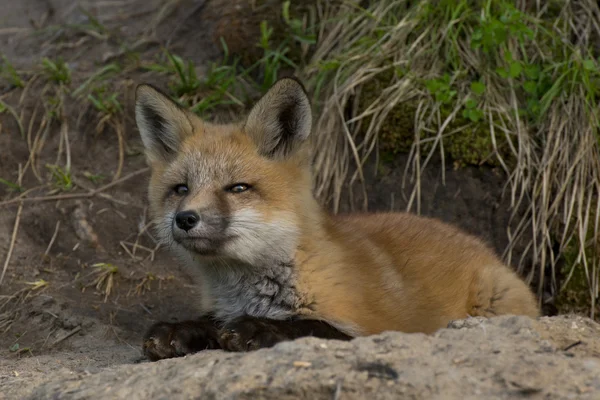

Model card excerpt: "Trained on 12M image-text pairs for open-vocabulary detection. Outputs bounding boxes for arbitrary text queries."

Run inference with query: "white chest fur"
[200,261,309,323]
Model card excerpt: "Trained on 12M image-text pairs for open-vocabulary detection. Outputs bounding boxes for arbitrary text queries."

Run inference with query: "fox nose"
[175,210,199,231]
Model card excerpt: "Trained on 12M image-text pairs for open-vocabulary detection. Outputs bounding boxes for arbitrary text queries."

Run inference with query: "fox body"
[135,78,539,359]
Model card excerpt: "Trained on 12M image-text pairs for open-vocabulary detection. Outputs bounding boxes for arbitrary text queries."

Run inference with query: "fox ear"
[244,77,312,160]
[135,84,194,163]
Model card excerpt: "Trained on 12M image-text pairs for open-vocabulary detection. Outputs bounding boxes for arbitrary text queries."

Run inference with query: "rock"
[23,315,600,400]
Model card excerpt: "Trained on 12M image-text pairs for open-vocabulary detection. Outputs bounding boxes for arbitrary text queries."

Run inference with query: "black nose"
[175,210,199,231]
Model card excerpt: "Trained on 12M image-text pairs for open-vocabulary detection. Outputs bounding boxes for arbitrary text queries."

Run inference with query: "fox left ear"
[135,84,194,164]
[244,77,312,160]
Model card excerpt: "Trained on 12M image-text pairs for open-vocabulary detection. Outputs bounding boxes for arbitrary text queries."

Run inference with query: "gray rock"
[22,315,600,400]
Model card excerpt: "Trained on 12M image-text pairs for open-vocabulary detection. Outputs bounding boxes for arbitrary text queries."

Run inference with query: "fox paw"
[143,319,220,361]
[218,316,289,352]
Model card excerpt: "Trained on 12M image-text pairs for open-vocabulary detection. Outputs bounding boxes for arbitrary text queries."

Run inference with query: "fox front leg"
[143,313,221,361]
[218,315,353,352]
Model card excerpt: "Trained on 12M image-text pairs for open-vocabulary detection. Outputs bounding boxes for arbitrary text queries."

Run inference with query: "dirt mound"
[6,315,598,399]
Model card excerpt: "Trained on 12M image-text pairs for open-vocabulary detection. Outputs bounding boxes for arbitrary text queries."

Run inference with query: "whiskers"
[153,215,177,251]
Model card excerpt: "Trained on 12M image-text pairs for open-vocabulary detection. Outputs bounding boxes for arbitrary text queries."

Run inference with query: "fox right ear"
[244,77,312,160]
[135,84,194,163]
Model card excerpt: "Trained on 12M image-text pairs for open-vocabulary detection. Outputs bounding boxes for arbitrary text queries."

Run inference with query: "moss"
[378,104,418,156]
[555,264,594,316]
[359,71,510,169]
[358,70,415,158]
[443,114,498,168]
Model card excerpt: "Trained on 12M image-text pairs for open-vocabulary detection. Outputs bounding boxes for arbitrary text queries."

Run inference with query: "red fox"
[135,77,540,361]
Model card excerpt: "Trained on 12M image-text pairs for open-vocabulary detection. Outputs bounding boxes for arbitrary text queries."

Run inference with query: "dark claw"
[143,316,221,361]
[217,315,353,352]
[218,317,287,352]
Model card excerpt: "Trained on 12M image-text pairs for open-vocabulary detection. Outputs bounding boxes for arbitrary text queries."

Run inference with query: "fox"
[134,77,540,361]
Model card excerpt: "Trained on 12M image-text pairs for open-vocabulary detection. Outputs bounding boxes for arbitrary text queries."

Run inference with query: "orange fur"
[294,212,540,335]
[135,78,540,339]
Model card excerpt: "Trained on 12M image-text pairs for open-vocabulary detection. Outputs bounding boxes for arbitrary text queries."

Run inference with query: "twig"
[0,165,25,287]
[0,28,30,35]
[0,202,23,287]
[43,221,61,257]
[139,303,152,315]
[562,340,583,352]
[0,167,149,207]
[122,241,155,254]
[41,327,57,350]
[119,241,136,259]
[111,119,125,182]
[0,101,25,138]
[50,326,81,347]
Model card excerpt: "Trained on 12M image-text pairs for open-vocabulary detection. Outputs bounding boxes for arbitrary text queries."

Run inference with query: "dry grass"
[301,0,600,316]
[85,263,119,303]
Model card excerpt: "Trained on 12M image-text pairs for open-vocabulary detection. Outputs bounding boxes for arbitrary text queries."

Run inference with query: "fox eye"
[226,183,251,193]
[173,184,189,195]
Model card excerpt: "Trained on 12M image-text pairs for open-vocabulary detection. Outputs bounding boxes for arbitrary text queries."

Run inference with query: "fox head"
[134,77,317,266]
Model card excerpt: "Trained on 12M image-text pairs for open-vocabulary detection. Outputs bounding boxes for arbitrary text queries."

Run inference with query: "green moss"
[556,265,591,315]
[359,71,510,169]
[443,114,498,168]
[358,70,415,158]
[378,104,418,156]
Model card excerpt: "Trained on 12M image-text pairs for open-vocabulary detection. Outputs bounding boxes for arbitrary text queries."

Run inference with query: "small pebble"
[292,361,312,368]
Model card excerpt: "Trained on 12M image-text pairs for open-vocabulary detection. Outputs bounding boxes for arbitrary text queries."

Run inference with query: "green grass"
[0,56,25,88]
[162,51,202,97]
[249,1,317,91]
[41,57,71,84]
[143,45,245,116]
[141,18,309,119]
[46,164,73,192]
[190,41,248,116]
[0,178,23,192]
[88,85,123,116]
[83,171,106,184]
[253,19,297,91]
[72,63,121,98]
[137,0,318,117]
